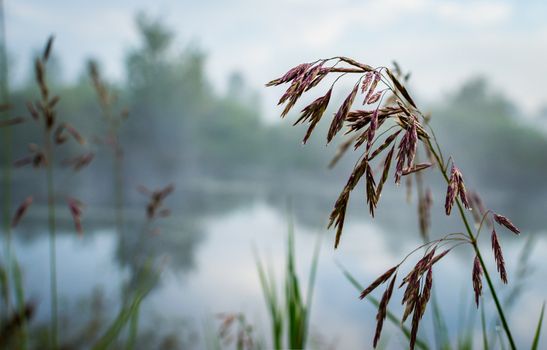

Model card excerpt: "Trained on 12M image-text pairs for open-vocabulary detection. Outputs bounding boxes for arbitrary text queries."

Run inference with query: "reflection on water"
[7,190,547,349]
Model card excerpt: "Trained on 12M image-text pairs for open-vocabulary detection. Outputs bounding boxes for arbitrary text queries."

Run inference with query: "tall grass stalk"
[267,57,524,349]
[28,36,89,349]
[255,215,320,349]
[425,137,516,349]
[0,0,12,317]
[44,129,58,349]
[88,61,126,242]
[416,167,450,349]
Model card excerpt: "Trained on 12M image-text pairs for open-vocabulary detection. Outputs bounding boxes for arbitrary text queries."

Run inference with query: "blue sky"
[5,0,547,119]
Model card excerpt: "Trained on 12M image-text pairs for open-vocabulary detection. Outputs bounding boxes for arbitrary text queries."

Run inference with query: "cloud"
[435,1,512,26]
[5,0,546,118]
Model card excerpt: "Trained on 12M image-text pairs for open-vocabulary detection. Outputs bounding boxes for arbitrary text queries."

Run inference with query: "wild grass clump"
[267,57,542,349]
[254,215,320,350]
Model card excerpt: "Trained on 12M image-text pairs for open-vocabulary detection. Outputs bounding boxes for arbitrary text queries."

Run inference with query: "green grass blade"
[303,231,322,347]
[480,299,489,350]
[12,259,28,350]
[337,262,430,350]
[431,290,451,350]
[285,214,304,349]
[254,247,283,349]
[93,284,150,350]
[531,301,545,350]
[125,303,140,350]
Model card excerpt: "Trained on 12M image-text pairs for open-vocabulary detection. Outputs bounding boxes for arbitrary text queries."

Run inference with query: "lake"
[6,187,546,349]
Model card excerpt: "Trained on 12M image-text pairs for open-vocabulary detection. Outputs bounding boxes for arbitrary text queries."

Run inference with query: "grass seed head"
[12,196,34,227]
[493,213,520,235]
[472,255,483,308]
[491,229,508,283]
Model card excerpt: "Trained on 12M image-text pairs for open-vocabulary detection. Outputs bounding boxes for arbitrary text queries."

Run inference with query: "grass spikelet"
[493,213,520,235]
[364,71,380,104]
[366,91,382,105]
[329,188,349,249]
[280,63,324,118]
[491,229,508,284]
[0,117,25,128]
[361,71,374,94]
[53,122,84,145]
[394,121,418,184]
[445,162,462,215]
[402,162,432,176]
[139,183,175,220]
[427,249,451,268]
[368,130,401,161]
[62,152,95,171]
[266,62,311,86]
[410,297,422,350]
[373,273,397,348]
[42,35,55,61]
[295,87,332,144]
[359,266,398,300]
[375,144,395,200]
[365,161,377,216]
[386,68,417,109]
[418,188,432,237]
[11,196,33,228]
[327,81,359,143]
[26,101,39,120]
[472,255,483,308]
[366,109,379,150]
[419,267,433,318]
[66,197,84,235]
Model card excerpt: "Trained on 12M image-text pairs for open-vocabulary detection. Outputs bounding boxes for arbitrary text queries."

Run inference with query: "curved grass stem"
[425,138,516,350]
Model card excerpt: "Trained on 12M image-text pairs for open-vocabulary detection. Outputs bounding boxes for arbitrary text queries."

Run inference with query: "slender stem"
[126,303,139,350]
[328,67,366,74]
[476,209,493,240]
[45,133,58,350]
[0,0,12,317]
[426,138,516,349]
[113,132,124,243]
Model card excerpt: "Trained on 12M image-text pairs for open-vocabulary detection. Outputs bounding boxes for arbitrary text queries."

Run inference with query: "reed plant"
[8,36,91,349]
[88,61,129,240]
[267,57,544,349]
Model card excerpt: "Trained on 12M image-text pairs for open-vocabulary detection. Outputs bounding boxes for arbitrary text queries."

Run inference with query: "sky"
[5,0,547,120]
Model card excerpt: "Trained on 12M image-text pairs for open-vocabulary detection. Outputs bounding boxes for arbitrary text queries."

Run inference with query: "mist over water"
[7,194,546,349]
[2,6,547,350]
